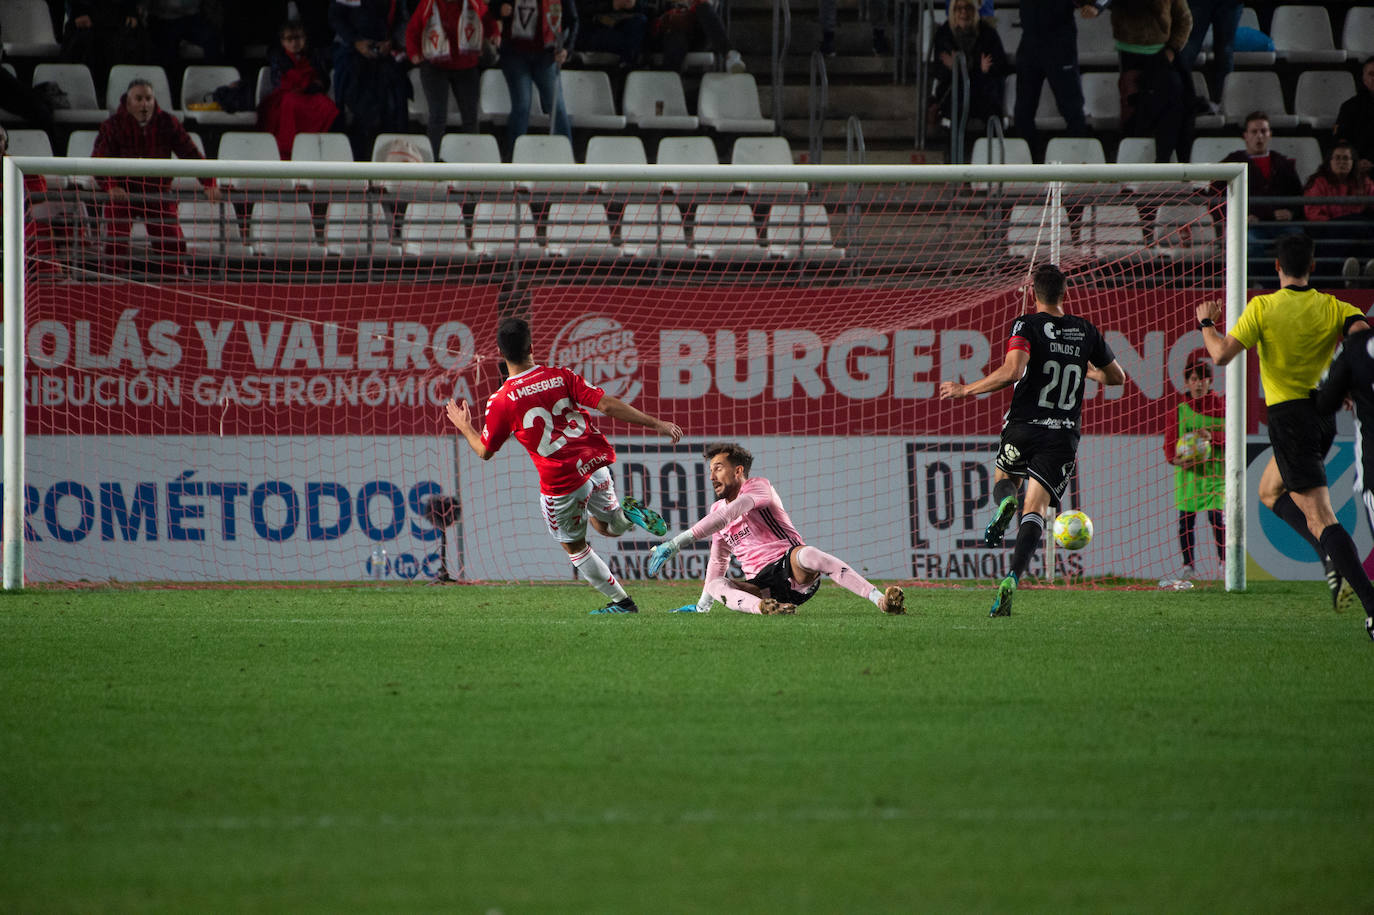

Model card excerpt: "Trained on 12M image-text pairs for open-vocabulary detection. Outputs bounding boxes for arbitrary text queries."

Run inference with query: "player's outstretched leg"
[880,585,905,615]
[990,575,1016,617]
[794,545,900,614]
[707,579,787,615]
[985,478,1019,547]
[621,496,668,536]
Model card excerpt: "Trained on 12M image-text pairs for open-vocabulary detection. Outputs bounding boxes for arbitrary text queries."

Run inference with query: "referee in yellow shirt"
[1197,232,1374,641]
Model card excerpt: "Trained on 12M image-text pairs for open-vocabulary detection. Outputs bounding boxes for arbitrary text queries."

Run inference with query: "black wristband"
[1198,318,1215,330]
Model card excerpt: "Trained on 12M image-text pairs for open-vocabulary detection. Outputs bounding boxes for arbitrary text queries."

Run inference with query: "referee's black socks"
[1319,525,1374,615]
[1272,492,1323,555]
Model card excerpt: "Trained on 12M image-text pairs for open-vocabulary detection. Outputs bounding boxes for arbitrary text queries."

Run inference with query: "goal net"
[3,154,1245,589]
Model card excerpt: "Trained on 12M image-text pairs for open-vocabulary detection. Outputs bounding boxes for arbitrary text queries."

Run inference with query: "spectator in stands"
[330,0,412,160]
[0,33,55,132]
[1303,142,1374,282]
[406,0,496,153]
[60,1,148,95]
[92,78,220,256]
[1110,0,1194,164]
[1013,0,1097,158]
[650,0,744,73]
[494,0,577,151]
[1334,57,1374,176]
[145,0,224,68]
[1179,0,1241,110]
[928,0,1009,128]
[259,20,341,160]
[576,0,648,69]
[818,0,889,58]
[1217,111,1301,274]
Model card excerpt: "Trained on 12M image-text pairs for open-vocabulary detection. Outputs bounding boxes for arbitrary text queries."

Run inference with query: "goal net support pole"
[4,156,1248,589]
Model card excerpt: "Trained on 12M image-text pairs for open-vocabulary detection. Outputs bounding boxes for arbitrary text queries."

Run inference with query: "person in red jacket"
[258,20,341,160]
[1302,142,1374,282]
[406,0,499,156]
[92,78,219,256]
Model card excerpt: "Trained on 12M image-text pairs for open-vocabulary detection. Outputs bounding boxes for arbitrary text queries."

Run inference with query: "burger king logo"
[550,314,641,403]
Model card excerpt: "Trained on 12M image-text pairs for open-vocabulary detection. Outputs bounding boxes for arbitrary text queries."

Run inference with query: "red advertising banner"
[22,284,1374,437]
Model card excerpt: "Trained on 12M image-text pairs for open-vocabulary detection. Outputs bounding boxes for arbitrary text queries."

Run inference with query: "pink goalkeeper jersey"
[691,476,803,577]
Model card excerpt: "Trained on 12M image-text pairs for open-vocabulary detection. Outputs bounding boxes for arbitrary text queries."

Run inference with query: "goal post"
[3,154,1247,590]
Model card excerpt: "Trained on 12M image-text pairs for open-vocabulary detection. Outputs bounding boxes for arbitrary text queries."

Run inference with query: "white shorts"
[540,467,621,544]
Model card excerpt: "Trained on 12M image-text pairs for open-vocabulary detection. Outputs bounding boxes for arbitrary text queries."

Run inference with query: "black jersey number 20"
[1036,360,1083,411]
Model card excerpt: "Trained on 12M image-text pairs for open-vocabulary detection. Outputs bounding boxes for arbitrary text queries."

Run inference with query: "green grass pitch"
[2,579,1371,912]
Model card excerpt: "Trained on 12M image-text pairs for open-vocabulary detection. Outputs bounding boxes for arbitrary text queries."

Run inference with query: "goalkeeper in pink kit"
[648,443,906,615]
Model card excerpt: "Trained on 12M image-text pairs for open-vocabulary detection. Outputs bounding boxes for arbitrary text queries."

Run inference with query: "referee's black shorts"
[1268,398,1336,493]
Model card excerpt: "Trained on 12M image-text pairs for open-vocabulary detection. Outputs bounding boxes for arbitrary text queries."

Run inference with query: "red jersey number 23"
[523,397,587,456]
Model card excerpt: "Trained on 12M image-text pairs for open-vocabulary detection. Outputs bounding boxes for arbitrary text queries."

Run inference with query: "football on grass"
[1053,510,1094,551]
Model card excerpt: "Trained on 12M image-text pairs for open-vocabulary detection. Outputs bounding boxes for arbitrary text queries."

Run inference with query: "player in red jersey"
[446,317,683,614]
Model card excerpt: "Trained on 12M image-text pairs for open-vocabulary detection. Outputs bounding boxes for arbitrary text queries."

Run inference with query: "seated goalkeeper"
[647,442,906,616]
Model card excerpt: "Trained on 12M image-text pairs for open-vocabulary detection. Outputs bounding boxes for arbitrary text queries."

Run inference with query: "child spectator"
[259,20,341,160]
[650,0,743,73]
[1163,358,1224,581]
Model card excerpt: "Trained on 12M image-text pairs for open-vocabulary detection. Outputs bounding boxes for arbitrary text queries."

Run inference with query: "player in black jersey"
[1313,327,1374,640]
[940,264,1126,616]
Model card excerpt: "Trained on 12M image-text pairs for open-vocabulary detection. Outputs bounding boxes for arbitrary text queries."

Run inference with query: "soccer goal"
[2,153,1247,590]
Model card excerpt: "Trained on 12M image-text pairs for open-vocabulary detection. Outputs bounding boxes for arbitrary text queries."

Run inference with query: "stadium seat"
[1219,72,1299,129]
[1189,136,1238,164]
[438,132,509,193]
[545,202,617,259]
[1342,7,1374,56]
[1115,137,1179,192]
[656,135,731,197]
[993,16,1022,65]
[105,64,179,117]
[560,70,626,131]
[511,133,579,194]
[324,202,395,256]
[249,201,327,259]
[619,202,693,259]
[217,131,289,190]
[1005,204,1076,261]
[622,71,699,131]
[255,65,272,105]
[477,69,547,129]
[182,65,257,126]
[65,129,98,189]
[692,202,766,259]
[400,201,470,257]
[697,73,775,134]
[969,136,1033,191]
[1232,5,1277,66]
[1154,204,1217,262]
[730,136,806,196]
[1081,73,1120,131]
[0,0,61,56]
[1075,11,1116,67]
[583,135,649,194]
[470,201,540,258]
[291,132,363,191]
[1043,137,1106,166]
[1083,205,1148,262]
[5,127,53,157]
[408,68,463,130]
[31,64,106,125]
[765,204,845,259]
[1190,72,1224,131]
[1293,70,1355,130]
[1270,6,1347,64]
[178,201,251,257]
[1268,136,1322,186]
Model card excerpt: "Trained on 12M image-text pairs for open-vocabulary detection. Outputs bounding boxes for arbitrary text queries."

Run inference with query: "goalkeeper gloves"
[648,531,693,577]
